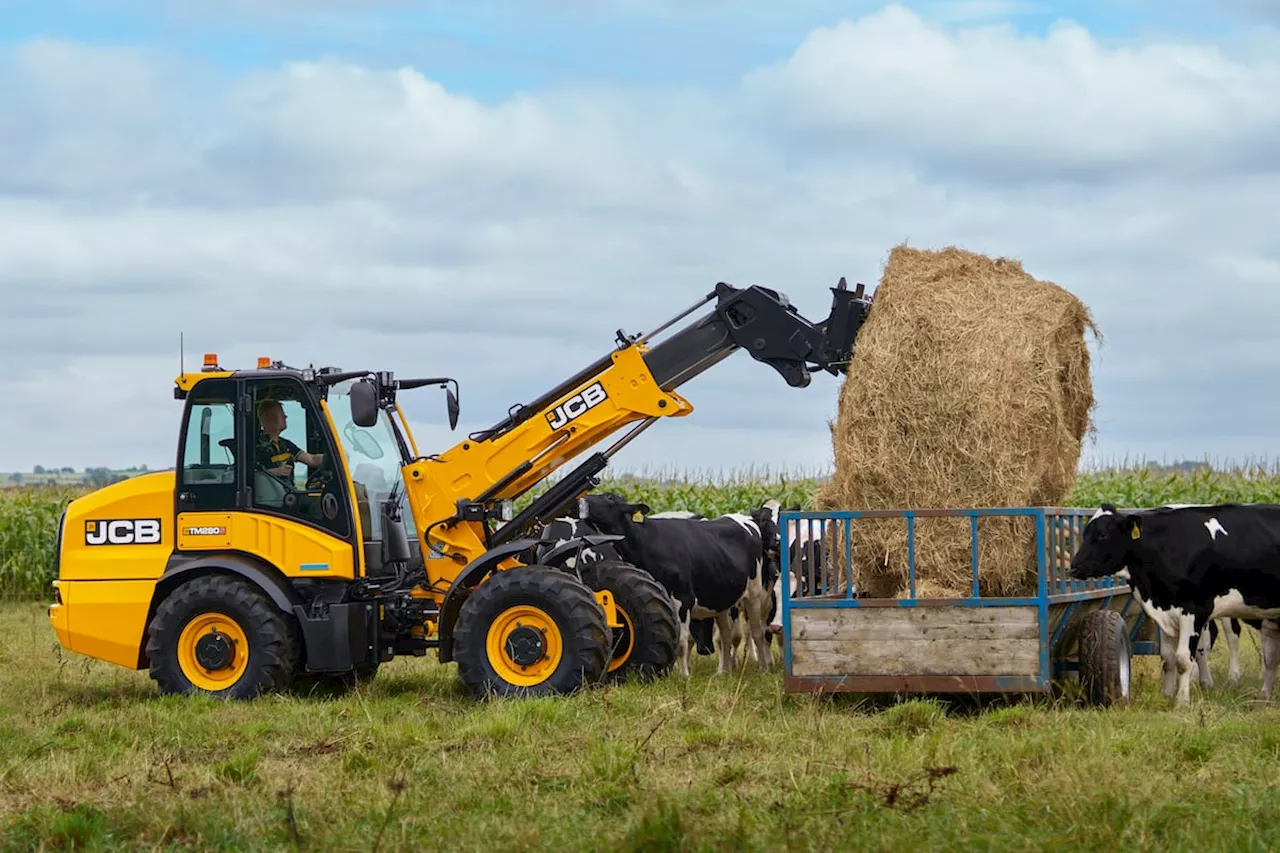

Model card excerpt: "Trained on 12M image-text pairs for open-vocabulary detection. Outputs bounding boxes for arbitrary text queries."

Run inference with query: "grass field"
[7,464,1280,849]
[3,600,1280,851]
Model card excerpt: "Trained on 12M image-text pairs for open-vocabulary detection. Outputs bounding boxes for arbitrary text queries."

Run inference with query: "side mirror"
[446,386,460,431]
[350,379,379,428]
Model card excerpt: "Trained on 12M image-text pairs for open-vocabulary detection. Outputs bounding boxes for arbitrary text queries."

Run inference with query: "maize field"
[5,462,1280,601]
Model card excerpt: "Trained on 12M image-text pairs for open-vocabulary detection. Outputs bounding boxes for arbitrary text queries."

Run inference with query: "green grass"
[3,600,1280,850]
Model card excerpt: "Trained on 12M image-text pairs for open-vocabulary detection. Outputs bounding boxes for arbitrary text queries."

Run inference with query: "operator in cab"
[256,399,325,484]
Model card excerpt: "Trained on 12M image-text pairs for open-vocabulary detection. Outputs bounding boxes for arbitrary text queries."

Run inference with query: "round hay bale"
[814,244,1099,598]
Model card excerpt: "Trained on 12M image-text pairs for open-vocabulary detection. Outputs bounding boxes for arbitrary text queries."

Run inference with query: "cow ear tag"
[633,510,644,523]
[1131,525,1141,540]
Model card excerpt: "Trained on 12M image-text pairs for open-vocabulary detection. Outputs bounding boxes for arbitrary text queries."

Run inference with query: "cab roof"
[173,353,356,397]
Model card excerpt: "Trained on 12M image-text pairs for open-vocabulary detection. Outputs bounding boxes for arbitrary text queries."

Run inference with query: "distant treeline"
[3,466,151,489]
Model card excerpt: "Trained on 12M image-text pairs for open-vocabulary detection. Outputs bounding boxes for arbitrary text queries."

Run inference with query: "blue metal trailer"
[778,506,1159,705]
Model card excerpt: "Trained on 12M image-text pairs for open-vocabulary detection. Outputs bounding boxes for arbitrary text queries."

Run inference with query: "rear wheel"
[1078,609,1131,707]
[577,561,679,683]
[146,574,299,699]
[454,566,611,698]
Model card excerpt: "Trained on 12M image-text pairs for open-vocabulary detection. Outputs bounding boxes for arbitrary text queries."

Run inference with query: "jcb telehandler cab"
[48,278,872,699]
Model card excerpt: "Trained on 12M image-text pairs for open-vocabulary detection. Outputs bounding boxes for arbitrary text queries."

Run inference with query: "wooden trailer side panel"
[789,605,1042,682]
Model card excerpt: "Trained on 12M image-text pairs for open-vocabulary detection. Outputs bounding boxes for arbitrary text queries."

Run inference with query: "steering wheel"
[303,461,342,521]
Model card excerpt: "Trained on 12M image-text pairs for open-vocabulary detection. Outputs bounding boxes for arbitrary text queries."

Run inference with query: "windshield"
[326,380,412,541]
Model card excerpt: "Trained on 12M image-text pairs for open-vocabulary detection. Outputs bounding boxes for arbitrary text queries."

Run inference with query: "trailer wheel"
[1079,609,1131,707]
[577,561,679,683]
[454,566,611,699]
[146,574,299,700]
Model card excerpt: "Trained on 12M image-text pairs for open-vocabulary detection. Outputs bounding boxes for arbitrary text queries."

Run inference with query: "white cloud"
[739,5,1280,182]
[2,4,1280,480]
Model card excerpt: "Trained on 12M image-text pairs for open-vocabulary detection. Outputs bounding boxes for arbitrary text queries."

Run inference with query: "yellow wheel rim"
[607,606,635,673]
[177,613,249,692]
[485,605,563,686]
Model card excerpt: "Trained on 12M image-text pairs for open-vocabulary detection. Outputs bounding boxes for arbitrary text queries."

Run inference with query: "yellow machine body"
[48,345,682,679]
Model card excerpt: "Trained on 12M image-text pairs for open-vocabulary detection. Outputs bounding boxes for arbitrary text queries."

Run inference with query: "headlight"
[497,500,514,522]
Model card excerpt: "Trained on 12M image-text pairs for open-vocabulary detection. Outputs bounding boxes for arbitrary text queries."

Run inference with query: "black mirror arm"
[394,377,461,431]
[396,377,453,390]
[316,369,375,387]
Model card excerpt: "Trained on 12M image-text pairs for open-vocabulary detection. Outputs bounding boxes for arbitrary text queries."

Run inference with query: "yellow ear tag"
[1131,526,1141,540]
[633,511,645,522]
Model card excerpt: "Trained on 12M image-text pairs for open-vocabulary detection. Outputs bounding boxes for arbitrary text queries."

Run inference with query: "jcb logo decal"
[547,382,608,430]
[85,519,162,546]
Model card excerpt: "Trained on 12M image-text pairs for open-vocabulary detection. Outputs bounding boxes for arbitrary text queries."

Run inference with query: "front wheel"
[453,566,612,699]
[577,561,679,683]
[145,574,299,699]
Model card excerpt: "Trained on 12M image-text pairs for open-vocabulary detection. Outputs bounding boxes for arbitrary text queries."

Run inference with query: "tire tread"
[1079,609,1128,707]
[578,560,679,683]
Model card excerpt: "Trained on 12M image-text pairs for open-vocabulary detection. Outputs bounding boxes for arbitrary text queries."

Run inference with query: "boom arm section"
[401,278,872,570]
[645,278,870,391]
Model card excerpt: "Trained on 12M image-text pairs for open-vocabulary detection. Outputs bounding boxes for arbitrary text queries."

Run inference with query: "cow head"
[753,499,787,635]
[688,619,717,655]
[752,501,783,577]
[1069,503,1141,580]
[576,492,650,533]
[752,500,782,555]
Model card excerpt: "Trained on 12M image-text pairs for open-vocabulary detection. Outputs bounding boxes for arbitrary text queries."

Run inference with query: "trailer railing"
[776,506,1157,692]
[777,507,1132,603]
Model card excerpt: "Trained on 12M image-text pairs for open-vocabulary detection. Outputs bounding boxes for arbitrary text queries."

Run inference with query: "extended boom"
[386,277,873,661]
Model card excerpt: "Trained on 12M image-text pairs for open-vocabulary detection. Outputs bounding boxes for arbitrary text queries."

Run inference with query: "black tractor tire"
[1078,609,1131,707]
[145,574,299,700]
[453,565,611,699]
[576,560,680,683]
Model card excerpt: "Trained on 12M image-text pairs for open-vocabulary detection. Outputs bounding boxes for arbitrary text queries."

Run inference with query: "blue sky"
[1,0,1278,476]
[0,0,1261,98]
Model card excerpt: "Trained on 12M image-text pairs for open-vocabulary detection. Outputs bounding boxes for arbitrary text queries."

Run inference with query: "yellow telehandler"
[47,278,872,699]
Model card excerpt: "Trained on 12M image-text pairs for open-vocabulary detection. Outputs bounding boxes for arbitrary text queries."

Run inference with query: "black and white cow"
[536,516,621,568]
[646,511,740,659]
[1069,502,1280,706]
[685,501,786,668]
[1082,502,1251,693]
[573,492,779,677]
[539,512,748,661]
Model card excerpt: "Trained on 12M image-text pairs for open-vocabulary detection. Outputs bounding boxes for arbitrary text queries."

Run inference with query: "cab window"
[177,378,237,513]
[247,379,350,539]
